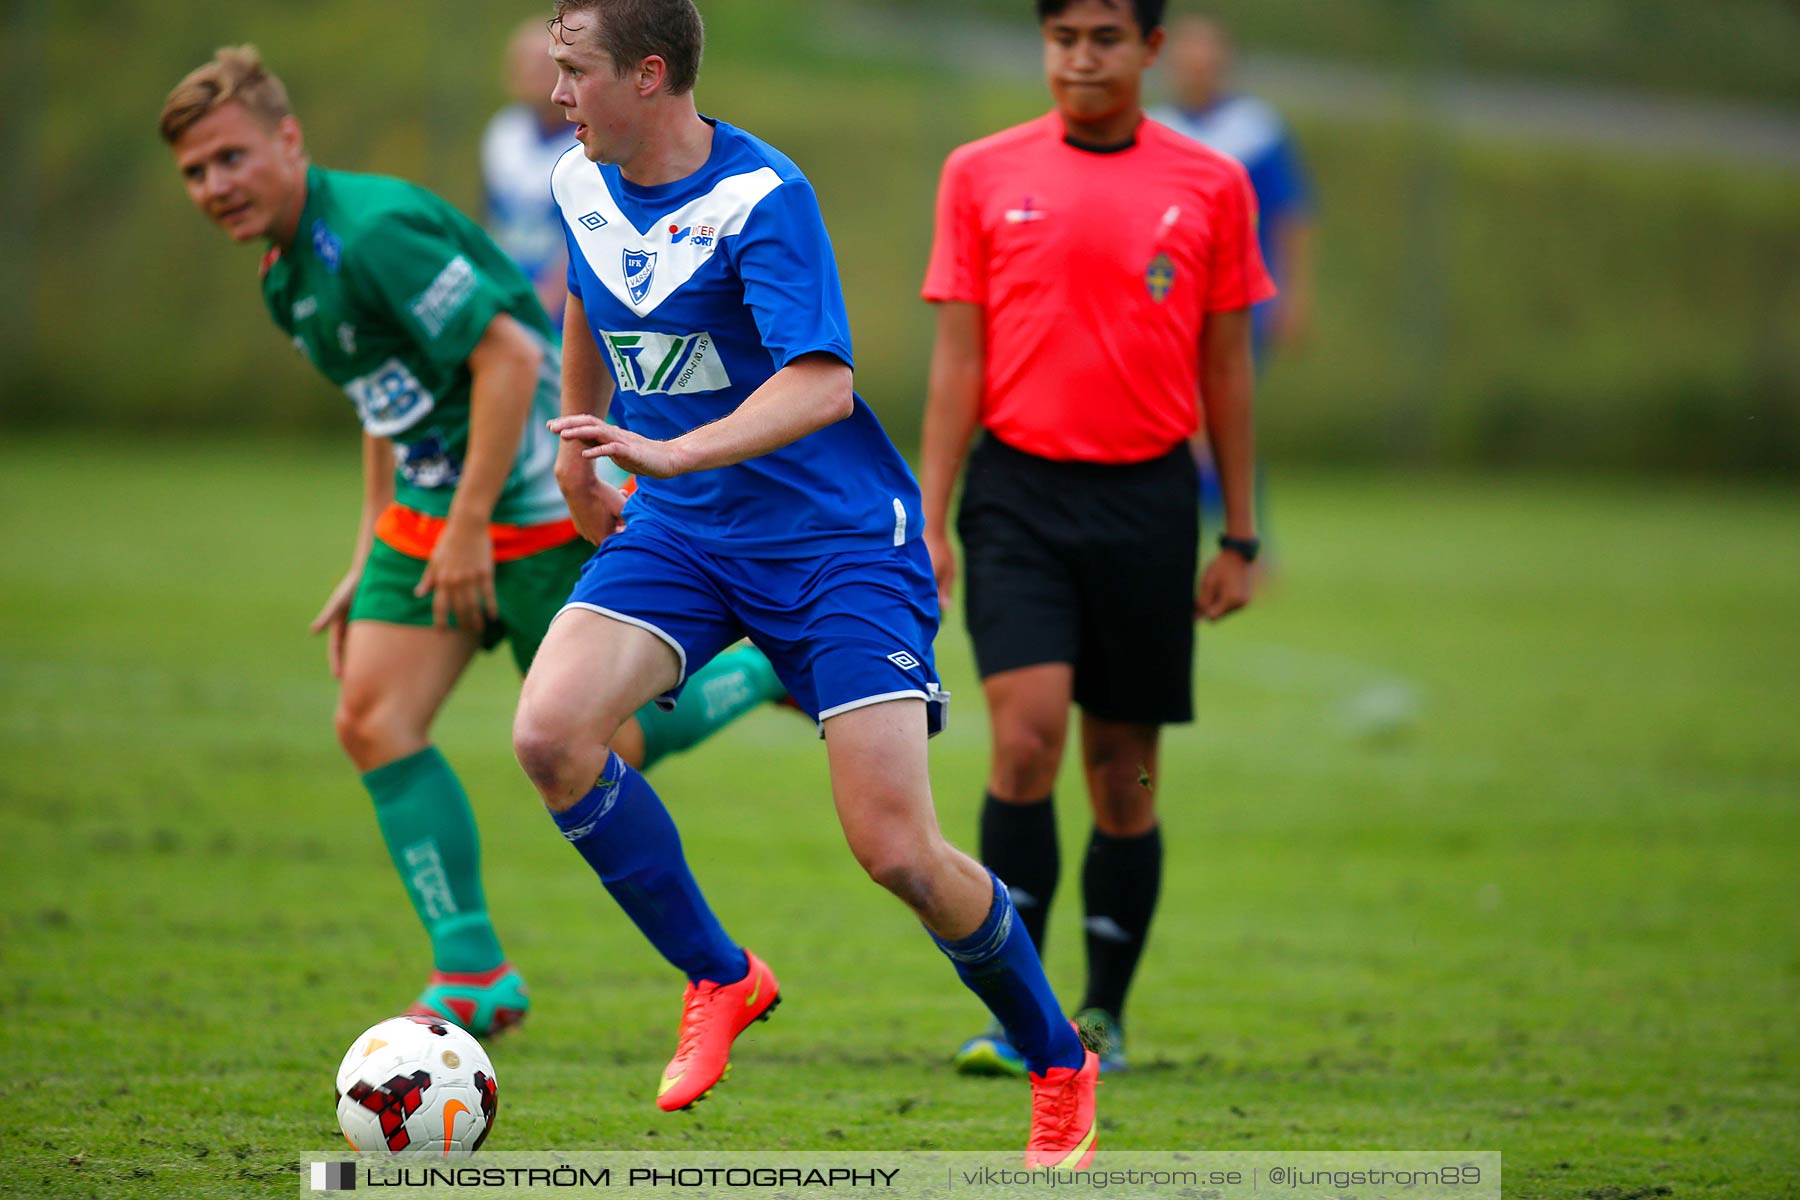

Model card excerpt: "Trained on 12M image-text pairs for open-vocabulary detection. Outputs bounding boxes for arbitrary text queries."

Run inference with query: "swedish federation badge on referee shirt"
[1146,253,1176,303]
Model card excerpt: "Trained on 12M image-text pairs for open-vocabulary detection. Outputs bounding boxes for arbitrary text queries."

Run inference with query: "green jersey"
[262,165,566,526]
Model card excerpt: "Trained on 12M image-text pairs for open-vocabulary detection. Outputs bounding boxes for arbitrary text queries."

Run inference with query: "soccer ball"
[334,1015,499,1155]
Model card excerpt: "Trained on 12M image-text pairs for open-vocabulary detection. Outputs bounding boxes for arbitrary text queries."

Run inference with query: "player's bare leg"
[958,663,1073,1075]
[1080,716,1159,837]
[824,698,991,938]
[825,696,1095,1164]
[982,663,1073,800]
[515,609,768,1112]
[982,664,1073,942]
[512,608,678,809]
[337,619,528,1035]
[335,620,478,771]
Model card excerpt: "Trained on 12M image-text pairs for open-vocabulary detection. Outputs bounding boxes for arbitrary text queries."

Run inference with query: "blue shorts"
[559,519,948,735]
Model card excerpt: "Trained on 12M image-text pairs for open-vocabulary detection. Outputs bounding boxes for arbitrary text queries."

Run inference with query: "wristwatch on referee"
[1217,534,1261,563]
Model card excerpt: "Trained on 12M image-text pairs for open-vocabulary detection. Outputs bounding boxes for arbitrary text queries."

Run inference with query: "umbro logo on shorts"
[887,651,922,671]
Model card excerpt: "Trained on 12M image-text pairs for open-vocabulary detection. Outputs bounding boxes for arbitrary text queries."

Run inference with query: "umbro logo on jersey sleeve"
[579,211,607,231]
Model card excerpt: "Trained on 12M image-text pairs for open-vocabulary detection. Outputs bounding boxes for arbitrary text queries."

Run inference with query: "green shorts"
[348,536,593,674]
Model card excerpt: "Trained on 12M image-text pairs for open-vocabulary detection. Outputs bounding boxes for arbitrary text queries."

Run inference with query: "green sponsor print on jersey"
[602,330,732,396]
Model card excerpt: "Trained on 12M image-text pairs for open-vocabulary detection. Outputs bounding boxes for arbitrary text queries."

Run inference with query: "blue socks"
[932,870,1085,1075]
[548,752,748,985]
[550,756,1080,1075]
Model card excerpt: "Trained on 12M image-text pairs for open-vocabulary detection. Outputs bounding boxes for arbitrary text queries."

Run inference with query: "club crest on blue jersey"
[623,249,657,304]
[312,220,343,273]
[1146,253,1175,303]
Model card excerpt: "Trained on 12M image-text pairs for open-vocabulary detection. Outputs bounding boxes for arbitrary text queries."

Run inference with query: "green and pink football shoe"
[407,963,530,1038]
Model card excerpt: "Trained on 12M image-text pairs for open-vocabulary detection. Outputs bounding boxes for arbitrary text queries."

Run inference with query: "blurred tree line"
[943,0,1800,107]
[2,0,1795,472]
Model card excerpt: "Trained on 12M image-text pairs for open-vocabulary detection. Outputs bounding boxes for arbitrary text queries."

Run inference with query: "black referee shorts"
[957,434,1199,725]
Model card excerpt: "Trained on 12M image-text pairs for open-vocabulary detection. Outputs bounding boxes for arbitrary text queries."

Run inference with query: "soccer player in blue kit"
[507,0,1101,1166]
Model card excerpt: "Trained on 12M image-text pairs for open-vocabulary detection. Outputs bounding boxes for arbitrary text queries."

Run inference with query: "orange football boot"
[655,950,780,1112]
[1025,1040,1100,1170]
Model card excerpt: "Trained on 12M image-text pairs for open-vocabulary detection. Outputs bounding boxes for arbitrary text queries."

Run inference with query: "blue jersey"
[482,105,578,288]
[553,119,922,558]
[1151,96,1313,352]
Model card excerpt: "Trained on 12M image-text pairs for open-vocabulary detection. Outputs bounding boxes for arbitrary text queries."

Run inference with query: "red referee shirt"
[923,112,1276,464]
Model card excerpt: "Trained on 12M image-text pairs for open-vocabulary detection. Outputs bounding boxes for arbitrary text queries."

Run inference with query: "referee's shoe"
[954,1022,1028,1077]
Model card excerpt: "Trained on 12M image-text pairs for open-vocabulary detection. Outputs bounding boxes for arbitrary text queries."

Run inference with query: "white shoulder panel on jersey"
[481,107,540,194]
[1150,97,1284,165]
[552,156,785,318]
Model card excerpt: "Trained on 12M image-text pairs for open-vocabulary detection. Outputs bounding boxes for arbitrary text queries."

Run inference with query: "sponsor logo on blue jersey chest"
[668,223,716,249]
[622,249,657,303]
[601,330,731,396]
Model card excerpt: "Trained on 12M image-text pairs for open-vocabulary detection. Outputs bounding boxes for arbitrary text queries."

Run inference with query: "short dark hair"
[1035,0,1167,37]
[550,0,705,95]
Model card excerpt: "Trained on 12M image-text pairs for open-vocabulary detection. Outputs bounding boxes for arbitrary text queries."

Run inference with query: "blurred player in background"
[1152,15,1315,364]
[160,45,782,1037]
[920,0,1272,1076]
[1151,15,1316,523]
[510,0,1101,1166]
[482,17,579,323]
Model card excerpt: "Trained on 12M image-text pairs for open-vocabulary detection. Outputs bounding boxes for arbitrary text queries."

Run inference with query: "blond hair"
[158,45,292,144]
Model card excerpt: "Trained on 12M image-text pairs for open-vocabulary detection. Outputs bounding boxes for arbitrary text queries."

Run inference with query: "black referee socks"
[1081,825,1164,1021]
[979,793,1060,954]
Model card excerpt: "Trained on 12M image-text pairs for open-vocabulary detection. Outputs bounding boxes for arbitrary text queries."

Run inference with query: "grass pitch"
[2,437,1796,1198]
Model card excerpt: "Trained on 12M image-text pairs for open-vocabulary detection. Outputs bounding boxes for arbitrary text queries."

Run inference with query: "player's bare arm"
[1196,305,1257,621]
[418,311,544,633]
[550,291,628,544]
[550,352,853,479]
[309,432,395,679]
[919,301,985,608]
[1273,218,1317,347]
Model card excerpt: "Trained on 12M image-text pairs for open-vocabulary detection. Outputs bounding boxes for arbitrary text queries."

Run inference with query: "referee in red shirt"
[920,0,1273,1077]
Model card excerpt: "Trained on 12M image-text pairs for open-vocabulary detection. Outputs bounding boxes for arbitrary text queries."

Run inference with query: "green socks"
[363,746,506,974]
[635,644,787,771]
[360,649,781,970]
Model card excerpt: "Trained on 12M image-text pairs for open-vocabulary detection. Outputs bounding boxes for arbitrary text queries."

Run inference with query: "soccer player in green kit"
[160,45,783,1035]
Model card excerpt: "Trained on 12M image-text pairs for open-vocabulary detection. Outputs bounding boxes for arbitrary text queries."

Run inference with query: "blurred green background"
[4,6,1799,1197]
[2,0,1797,470]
